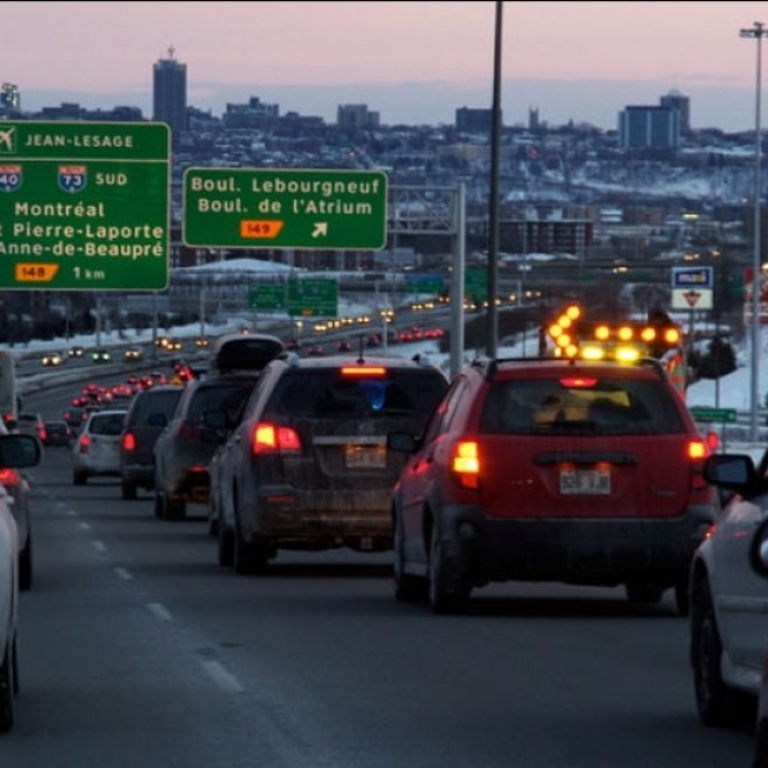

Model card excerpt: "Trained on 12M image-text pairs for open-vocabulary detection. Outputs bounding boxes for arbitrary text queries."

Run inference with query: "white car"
[72,408,127,485]
[690,451,768,738]
[0,433,43,732]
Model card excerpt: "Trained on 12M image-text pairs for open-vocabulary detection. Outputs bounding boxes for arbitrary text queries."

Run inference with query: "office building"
[153,47,188,136]
[618,105,681,149]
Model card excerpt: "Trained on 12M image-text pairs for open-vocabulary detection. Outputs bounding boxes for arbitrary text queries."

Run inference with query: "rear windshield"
[90,413,126,436]
[188,379,258,421]
[210,337,285,374]
[479,377,687,436]
[129,390,183,426]
[265,369,447,427]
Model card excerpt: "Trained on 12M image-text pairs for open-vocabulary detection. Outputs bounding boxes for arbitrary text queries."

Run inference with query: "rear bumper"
[436,502,717,589]
[242,485,393,551]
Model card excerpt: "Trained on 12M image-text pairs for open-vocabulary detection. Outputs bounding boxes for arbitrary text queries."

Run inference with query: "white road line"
[93,540,107,554]
[147,602,173,622]
[200,659,244,694]
[114,567,132,581]
[79,521,91,530]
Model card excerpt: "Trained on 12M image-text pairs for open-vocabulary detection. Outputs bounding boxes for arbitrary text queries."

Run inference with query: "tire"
[755,715,768,768]
[690,575,753,727]
[428,521,469,615]
[625,582,665,606]
[232,505,269,576]
[153,489,163,519]
[393,508,427,602]
[121,481,137,501]
[73,471,87,486]
[163,497,186,521]
[674,574,690,617]
[0,634,16,733]
[18,534,32,592]
[217,514,234,568]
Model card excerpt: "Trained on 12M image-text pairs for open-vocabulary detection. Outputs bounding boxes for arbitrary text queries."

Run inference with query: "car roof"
[272,352,445,373]
[466,356,667,382]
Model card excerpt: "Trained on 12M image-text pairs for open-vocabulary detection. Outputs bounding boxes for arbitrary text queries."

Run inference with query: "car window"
[265,370,446,421]
[90,414,126,436]
[478,378,686,436]
[187,381,257,420]
[129,390,183,426]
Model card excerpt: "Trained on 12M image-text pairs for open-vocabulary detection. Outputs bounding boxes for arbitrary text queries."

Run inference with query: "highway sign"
[405,273,445,295]
[248,284,286,310]
[0,121,170,290]
[182,167,388,251]
[689,406,737,423]
[671,266,714,289]
[464,267,488,303]
[286,277,338,317]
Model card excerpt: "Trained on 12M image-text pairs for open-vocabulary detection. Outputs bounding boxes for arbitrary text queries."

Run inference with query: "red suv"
[388,355,718,615]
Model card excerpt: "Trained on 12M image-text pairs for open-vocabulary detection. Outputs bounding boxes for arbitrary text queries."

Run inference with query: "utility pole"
[741,21,766,441]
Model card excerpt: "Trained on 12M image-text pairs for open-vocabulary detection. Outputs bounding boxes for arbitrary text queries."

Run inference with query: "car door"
[710,491,768,672]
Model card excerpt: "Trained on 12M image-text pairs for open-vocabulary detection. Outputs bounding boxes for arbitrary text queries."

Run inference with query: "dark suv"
[153,374,262,520]
[215,352,449,574]
[119,385,184,500]
[387,355,718,614]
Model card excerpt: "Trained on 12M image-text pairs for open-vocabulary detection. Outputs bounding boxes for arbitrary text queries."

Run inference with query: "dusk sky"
[5,2,768,132]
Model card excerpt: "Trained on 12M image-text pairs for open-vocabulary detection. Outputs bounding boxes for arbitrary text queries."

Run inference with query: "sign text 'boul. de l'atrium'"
[182,167,388,251]
[0,121,170,290]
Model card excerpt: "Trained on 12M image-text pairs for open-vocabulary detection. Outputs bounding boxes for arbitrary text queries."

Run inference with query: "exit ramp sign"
[183,167,388,251]
[0,121,170,290]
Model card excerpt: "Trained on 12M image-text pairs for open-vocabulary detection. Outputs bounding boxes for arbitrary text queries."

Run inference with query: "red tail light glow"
[78,434,91,454]
[251,422,302,455]
[340,366,386,377]
[0,468,19,488]
[451,440,480,489]
[122,432,136,451]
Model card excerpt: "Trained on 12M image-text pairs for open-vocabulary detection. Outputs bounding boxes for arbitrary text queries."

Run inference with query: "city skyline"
[4,2,768,132]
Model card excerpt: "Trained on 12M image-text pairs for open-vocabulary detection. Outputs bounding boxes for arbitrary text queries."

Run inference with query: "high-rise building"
[0,83,20,113]
[618,105,681,149]
[660,89,691,134]
[153,47,187,137]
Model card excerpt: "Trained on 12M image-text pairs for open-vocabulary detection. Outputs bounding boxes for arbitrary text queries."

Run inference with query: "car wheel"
[217,514,234,568]
[0,632,16,733]
[232,504,270,576]
[161,495,185,521]
[691,575,753,727]
[625,582,664,606]
[428,520,469,615]
[73,470,87,486]
[121,481,137,501]
[393,508,426,602]
[674,574,690,617]
[755,714,768,768]
[18,533,32,592]
[153,489,163,519]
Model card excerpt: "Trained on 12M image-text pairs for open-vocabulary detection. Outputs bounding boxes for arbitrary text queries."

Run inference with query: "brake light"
[78,434,91,454]
[123,432,136,452]
[451,440,480,489]
[251,422,302,455]
[340,366,386,377]
[0,468,19,488]
[559,377,598,388]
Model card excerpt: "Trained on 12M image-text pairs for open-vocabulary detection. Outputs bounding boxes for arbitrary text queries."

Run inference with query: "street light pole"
[741,21,766,441]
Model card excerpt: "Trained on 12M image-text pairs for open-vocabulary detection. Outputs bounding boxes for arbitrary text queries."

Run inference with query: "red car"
[388,354,718,615]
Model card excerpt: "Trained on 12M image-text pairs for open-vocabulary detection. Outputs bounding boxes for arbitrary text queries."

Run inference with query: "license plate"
[345,443,387,469]
[559,468,611,495]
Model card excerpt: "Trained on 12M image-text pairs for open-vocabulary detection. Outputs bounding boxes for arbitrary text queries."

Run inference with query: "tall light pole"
[741,21,766,441]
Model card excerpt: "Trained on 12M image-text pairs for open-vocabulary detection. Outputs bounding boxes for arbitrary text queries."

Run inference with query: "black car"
[42,420,74,447]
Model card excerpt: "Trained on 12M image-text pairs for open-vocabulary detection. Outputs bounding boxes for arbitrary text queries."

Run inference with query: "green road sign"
[0,121,170,290]
[182,167,388,251]
[464,267,488,303]
[689,406,738,423]
[406,274,445,295]
[248,284,286,310]
[287,277,338,317]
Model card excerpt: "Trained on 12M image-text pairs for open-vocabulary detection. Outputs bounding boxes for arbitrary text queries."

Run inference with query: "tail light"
[688,438,711,491]
[251,422,302,455]
[0,468,20,489]
[78,434,91,454]
[122,432,136,452]
[450,440,480,489]
[176,421,199,440]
